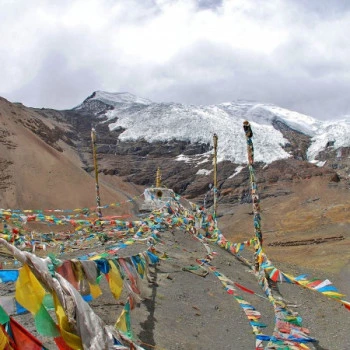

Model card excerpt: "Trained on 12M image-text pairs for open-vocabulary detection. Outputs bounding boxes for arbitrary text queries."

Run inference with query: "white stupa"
[140,167,176,212]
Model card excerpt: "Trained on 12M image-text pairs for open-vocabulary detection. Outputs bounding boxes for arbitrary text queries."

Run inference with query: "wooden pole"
[243,121,262,271]
[91,128,102,218]
[213,133,218,219]
[156,167,162,188]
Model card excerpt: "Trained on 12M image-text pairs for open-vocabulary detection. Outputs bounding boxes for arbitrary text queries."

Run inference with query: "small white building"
[141,187,176,212]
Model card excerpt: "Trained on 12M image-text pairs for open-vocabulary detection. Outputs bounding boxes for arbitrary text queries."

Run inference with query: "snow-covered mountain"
[82,91,350,166]
[2,91,345,202]
[76,91,152,108]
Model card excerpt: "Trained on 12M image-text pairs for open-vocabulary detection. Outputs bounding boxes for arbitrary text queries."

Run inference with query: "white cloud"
[0,0,349,119]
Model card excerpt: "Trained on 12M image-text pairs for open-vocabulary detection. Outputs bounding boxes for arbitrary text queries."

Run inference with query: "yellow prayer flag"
[115,309,127,333]
[322,291,345,298]
[53,293,83,350]
[108,261,124,300]
[0,326,14,350]
[15,265,45,314]
[89,282,102,299]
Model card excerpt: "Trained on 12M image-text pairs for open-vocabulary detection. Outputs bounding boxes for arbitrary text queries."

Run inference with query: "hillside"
[0,94,349,349]
[0,97,141,214]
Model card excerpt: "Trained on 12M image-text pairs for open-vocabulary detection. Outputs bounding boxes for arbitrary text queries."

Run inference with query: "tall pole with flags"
[243,121,262,270]
[213,133,218,220]
[91,128,102,218]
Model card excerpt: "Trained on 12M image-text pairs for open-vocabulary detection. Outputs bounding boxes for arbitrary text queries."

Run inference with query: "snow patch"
[228,166,244,179]
[310,160,326,167]
[176,154,192,163]
[196,154,211,165]
[196,169,213,176]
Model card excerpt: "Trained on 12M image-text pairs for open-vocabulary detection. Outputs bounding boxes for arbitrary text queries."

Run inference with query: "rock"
[329,173,341,182]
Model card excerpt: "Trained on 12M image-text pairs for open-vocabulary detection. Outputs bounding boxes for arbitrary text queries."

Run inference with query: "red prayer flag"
[54,336,74,350]
[234,282,255,294]
[10,317,45,350]
[343,302,350,311]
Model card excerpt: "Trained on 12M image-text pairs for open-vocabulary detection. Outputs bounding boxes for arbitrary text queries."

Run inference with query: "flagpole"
[213,133,218,220]
[243,121,262,270]
[156,167,162,188]
[91,128,102,218]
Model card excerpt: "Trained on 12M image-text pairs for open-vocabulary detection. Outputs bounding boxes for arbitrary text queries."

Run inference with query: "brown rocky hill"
[0,97,140,214]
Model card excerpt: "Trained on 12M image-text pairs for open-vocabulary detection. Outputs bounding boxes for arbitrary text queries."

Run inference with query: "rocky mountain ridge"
[0,92,348,209]
[46,92,348,199]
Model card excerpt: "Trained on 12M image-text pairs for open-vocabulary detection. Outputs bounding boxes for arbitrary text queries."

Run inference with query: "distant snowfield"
[90,91,350,165]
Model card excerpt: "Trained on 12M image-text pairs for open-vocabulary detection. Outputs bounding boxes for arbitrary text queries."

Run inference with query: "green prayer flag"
[0,305,10,325]
[34,304,60,337]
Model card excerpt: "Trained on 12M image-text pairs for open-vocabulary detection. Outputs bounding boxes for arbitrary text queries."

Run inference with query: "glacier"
[85,91,350,165]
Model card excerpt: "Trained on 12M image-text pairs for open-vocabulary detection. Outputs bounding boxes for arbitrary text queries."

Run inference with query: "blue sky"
[0,0,349,119]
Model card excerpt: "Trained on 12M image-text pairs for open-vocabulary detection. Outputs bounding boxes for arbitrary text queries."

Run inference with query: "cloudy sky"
[0,0,349,119]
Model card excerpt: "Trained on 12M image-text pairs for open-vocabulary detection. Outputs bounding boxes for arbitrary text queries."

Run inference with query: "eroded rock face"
[315,146,350,179]
[272,120,311,161]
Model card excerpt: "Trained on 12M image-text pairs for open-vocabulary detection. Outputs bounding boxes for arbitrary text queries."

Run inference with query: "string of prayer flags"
[268,306,315,348]
[181,189,350,316]
[0,238,146,349]
[287,274,348,306]
[0,192,144,217]
[192,234,271,346]
[252,258,316,348]
[190,202,318,349]
[210,268,269,345]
